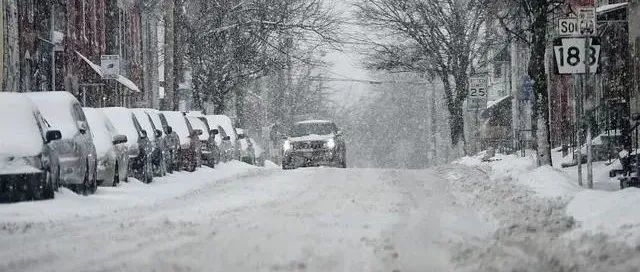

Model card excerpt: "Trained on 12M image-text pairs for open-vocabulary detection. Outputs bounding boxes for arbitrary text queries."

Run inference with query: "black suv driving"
[282,120,346,169]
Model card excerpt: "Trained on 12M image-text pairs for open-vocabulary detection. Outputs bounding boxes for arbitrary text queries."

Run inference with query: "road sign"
[467,76,488,112]
[553,37,601,74]
[557,18,580,36]
[578,7,596,35]
[101,55,120,79]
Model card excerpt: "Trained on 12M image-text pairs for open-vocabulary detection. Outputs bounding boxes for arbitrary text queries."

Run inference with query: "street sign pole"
[585,36,594,189]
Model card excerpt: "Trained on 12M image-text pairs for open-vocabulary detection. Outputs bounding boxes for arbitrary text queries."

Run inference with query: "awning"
[597,3,627,14]
[76,51,140,92]
[481,95,512,119]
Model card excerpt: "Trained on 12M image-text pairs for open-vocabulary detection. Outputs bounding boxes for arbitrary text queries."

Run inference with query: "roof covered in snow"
[0,93,45,157]
[24,91,81,140]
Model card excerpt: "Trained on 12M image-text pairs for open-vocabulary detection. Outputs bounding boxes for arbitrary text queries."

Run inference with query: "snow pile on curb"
[567,188,640,247]
[457,152,640,249]
[0,161,259,225]
[455,153,580,200]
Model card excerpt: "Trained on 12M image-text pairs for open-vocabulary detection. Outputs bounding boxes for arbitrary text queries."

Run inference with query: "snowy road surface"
[0,163,493,272]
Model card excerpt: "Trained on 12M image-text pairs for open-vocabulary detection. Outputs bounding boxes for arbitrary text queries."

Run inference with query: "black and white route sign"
[558,18,579,36]
[467,76,488,112]
[553,38,601,74]
[578,7,596,35]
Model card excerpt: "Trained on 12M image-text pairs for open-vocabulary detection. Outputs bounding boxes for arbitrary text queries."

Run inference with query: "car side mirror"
[192,129,203,136]
[155,129,163,138]
[165,126,173,134]
[141,130,148,139]
[223,136,231,141]
[112,135,128,145]
[77,121,89,134]
[45,130,62,143]
[210,129,219,135]
[237,134,246,140]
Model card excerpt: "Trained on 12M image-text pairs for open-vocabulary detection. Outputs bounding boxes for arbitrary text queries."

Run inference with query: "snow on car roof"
[0,93,45,157]
[296,120,333,125]
[24,91,80,139]
[83,108,117,157]
[162,111,191,145]
[101,107,140,146]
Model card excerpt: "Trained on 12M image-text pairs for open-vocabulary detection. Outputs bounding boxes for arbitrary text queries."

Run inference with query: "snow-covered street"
[2,159,640,271]
[0,161,498,272]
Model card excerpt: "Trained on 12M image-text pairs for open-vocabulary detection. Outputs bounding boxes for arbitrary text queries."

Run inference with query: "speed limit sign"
[467,76,488,112]
[553,37,601,74]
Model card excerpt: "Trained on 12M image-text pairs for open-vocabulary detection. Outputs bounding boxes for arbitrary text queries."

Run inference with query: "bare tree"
[355,0,490,150]
[183,0,340,119]
[490,0,564,166]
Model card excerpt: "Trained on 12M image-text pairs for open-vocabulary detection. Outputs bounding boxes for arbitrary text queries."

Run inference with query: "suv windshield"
[291,122,336,137]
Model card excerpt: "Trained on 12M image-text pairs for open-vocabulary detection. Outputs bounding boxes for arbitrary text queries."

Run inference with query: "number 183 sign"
[553,37,601,74]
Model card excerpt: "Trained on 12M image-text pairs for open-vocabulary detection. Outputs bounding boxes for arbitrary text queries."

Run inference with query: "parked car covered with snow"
[161,111,201,172]
[148,109,179,173]
[282,120,346,169]
[187,116,219,167]
[207,115,238,161]
[236,128,256,165]
[0,93,62,201]
[132,109,166,177]
[83,108,129,187]
[102,108,154,183]
[250,138,265,167]
[25,91,98,194]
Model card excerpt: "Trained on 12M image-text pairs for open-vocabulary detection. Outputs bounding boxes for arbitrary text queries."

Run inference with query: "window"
[494,64,502,79]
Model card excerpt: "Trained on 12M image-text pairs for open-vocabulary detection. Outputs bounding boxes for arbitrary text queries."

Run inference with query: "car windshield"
[0,98,43,157]
[132,110,156,141]
[291,122,336,137]
[102,108,141,146]
[83,108,115,156]
[163,112,191,145]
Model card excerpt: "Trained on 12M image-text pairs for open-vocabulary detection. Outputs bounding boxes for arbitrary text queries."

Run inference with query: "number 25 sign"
[553,37,601,74]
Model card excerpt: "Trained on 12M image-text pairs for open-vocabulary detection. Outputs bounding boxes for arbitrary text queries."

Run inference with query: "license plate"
[298,149,314,153]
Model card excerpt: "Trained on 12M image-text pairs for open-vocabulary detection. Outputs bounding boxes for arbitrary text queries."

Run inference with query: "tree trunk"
[162,0,175,110]
[441,73,467,152]
[528,5,552,166]
[4,0,19,92]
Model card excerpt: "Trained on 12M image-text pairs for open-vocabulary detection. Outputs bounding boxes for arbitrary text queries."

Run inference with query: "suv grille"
[293,141,324,150]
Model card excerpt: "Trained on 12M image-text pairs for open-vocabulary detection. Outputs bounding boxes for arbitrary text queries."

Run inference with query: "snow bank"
[455,153,578,199]
[457,151,640,250]
[567,188,640,247]
[0,161,257,224]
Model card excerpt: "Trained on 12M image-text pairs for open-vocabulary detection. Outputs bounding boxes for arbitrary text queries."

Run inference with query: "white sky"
[321,0,374,108]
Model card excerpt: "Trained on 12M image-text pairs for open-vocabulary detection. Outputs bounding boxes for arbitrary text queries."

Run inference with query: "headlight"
[283,140,292,152]
[325,139,336,149]
[24,155,43,169]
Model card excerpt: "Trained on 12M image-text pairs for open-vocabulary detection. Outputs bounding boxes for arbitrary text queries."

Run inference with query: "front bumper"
[0,172,45,194]
[284,148,339,167]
